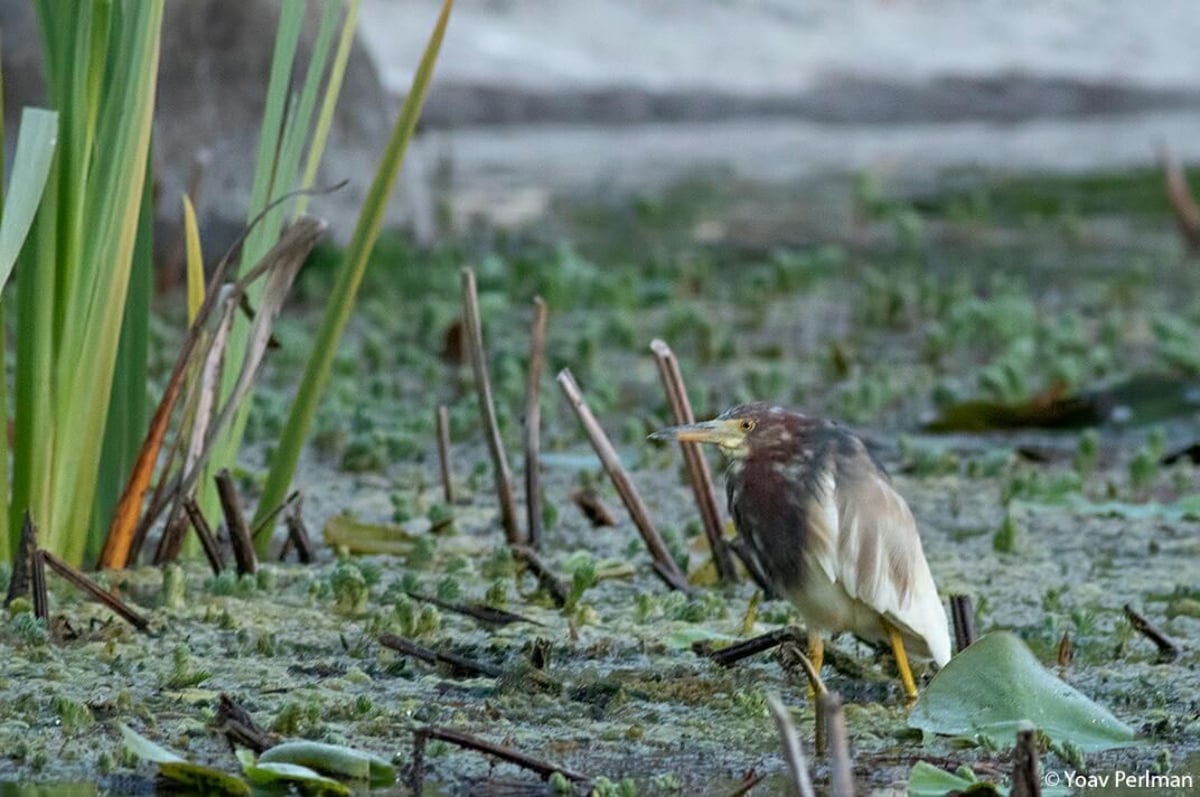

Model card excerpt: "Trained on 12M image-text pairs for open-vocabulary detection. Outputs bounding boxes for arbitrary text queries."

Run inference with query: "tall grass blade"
[198,0,344,523]
[0,108,57,289]
[0,107,57,558]
[295,0,362,218]
[252,0,455,542]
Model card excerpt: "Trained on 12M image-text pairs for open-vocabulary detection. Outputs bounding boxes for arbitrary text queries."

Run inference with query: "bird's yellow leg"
[887,624,919,702]
[806,632,824,698]
[807,631,824,675]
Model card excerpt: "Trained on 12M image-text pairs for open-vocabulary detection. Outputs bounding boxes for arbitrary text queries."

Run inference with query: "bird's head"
[650,403,806,460]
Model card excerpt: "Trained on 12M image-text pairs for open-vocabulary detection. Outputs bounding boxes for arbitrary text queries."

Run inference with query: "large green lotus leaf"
[909,631,1136,753]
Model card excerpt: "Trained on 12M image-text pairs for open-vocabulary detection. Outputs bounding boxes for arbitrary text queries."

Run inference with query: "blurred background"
[6,0,1200,246]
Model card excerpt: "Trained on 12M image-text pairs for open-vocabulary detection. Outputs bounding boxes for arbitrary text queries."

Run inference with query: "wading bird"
[652,403,951,700]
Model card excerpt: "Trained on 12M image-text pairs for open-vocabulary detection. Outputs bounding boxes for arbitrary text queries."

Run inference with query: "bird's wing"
[808,443,950,663]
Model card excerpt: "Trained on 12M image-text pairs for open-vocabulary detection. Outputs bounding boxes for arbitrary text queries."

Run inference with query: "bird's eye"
[739,419,755,432]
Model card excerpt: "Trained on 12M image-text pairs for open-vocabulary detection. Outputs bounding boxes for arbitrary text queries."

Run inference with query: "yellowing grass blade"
[183,194,204,324]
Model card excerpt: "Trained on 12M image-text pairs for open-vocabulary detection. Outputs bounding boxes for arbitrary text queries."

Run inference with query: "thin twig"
[1123,604,1181,662]
[556,368,691,592]
[512,545,569,608]
[40,551,150,632]
[248,490,301,543]
[406,592,542,627]
[524,297,548,549]
[766,694,816,797]
[461,267,523,545]
[1011,728,1042,797]
[650,339,737,583]
[378,633,503,679]
[820,692,853,797]
[183,498,225,575]
[216,469,256,576]
[950,593,976,653]
[436,404,454,504]
[698,627,797,667]
[417,725,589,783]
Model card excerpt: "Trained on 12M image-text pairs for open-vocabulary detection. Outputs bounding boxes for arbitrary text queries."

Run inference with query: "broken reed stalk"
[1057,630,1072,669]
[723,773,767,797]
[949,593,976,653]
[283,496,316,564]
[1011,728,1042,797]
[461,267,523,545]
[1158,143,1200,250]
[650,339,738,583]
[1123,604,1181,662]
[216,693,277,755]
[215,469,256,576]
[524,297,548,549]
[820,692,853,797]
[409,729,427,796]
[556,368,691,592]
[40,551,150,631]
[512,544,569,608]
[31,551,49,621]
[151,511,190,565]
[765,693,816,797]
[183,498,225,575]
[378,633,503,679]
[4,512,38,608]
[415,726,588,784]
[406,591,541,627]
[435,404,454,503]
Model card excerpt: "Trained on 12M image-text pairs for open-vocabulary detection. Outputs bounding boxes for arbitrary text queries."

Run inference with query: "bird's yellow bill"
[650,419,743,446]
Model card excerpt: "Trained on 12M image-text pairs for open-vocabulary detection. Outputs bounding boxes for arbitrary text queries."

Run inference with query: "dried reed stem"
[461,267,522,545]
[215,469,256,576]
[524,296,548,549]
[183,498,225,575]
[949,593,976,653]
[556,368,690,592]
[436,404,454,503]
[766,693,816,797]
[650,339,737,583]
[820,692,853,797]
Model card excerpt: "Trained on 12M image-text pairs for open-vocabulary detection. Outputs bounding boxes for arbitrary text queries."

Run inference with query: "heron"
[653,402,951,700]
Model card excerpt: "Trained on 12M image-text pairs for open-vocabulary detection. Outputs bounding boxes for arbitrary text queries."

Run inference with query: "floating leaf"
[909,632,1136,753]
[159,762,251,796]
[118,723,185,764]
[907,759,1072,797]
[322,514,414,555]
[259,740,395,784]
[236,748,351,795]
[907,761,1001,796]
[120,724,250,796]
